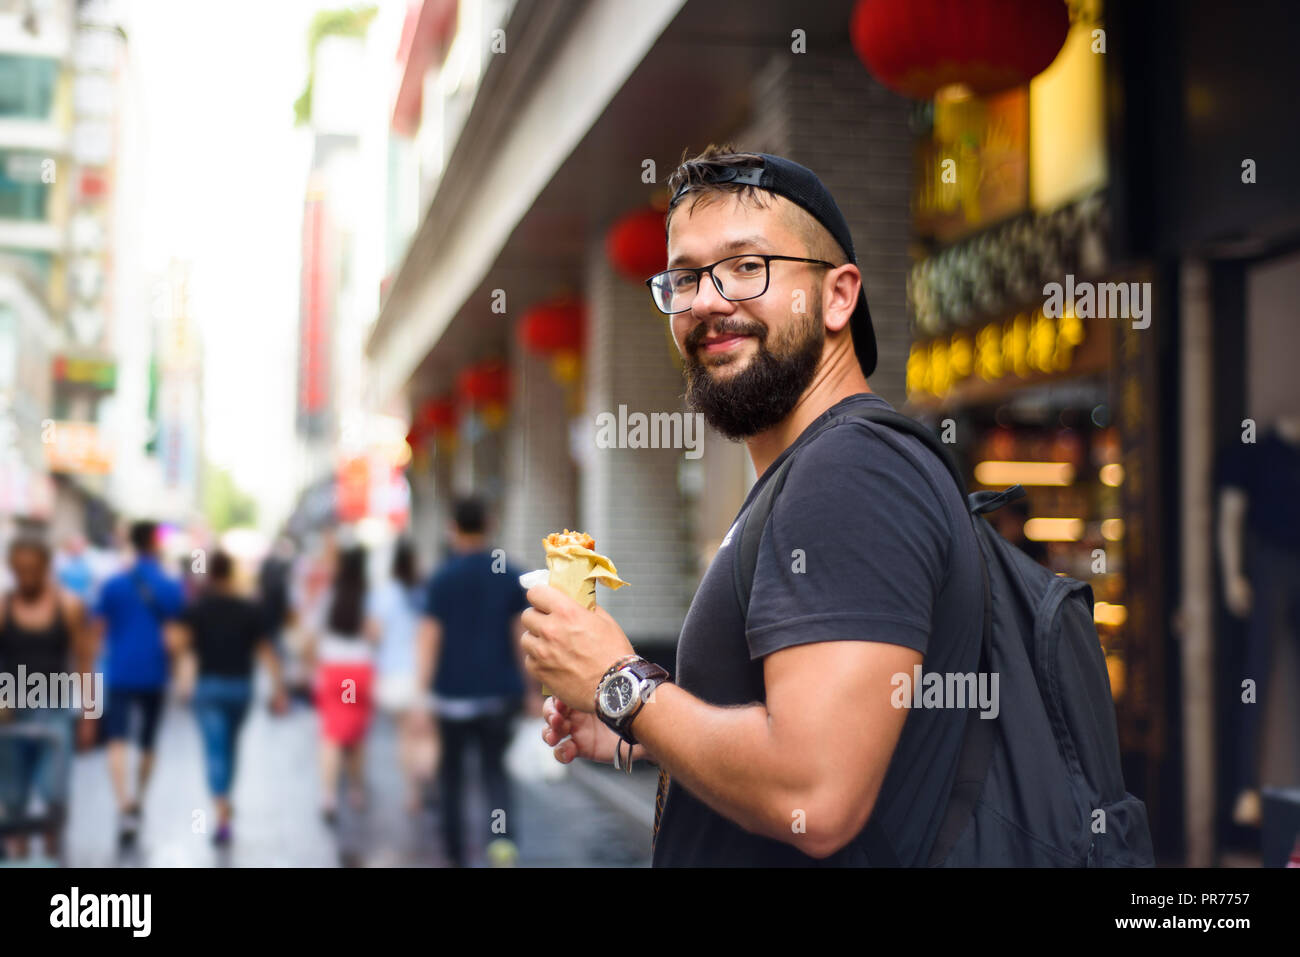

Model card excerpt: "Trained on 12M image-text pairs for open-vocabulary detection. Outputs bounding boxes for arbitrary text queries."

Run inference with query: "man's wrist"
[619,664,670,746]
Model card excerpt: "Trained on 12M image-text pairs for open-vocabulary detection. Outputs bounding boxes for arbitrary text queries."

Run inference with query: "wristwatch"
[595,656,669,746]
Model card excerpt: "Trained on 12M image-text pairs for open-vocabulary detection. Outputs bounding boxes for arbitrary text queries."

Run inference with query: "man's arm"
[416,616,442,692]
[63,593,95,676]
[256,638,288,711]
[627,639,919,859]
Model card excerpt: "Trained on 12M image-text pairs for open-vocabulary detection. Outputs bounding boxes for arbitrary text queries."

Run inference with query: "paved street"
[63,689,655,868]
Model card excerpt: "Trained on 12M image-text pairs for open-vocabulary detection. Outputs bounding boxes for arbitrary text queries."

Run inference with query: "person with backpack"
[91,519,185,847]
[522,147,1152,867]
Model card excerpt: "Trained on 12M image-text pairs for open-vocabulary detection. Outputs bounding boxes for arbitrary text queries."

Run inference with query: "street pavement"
[62,690,655,868]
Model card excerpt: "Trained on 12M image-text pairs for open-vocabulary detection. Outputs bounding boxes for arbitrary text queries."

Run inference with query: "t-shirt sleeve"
[744,423,953,661]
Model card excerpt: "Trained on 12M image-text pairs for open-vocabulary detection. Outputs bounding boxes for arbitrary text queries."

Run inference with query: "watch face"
[601,674,635,717]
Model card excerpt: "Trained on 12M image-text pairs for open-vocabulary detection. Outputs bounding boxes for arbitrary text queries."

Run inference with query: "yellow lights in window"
[1023,517,1084,541]
[1101,518,1125,541]
[1094,602,1128,627]
[907,308,1087,398]
[1100,463,1124,487]
[974,460,1076,486]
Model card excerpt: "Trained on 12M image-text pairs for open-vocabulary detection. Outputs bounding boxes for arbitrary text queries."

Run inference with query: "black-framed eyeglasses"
[644,254,835,315]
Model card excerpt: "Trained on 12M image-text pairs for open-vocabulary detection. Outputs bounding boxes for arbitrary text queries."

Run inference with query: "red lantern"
[850,0,1070,100]
[517,299,585,356]
[456,360,510,407]
[417,394,458,432]
[605,207,666,282]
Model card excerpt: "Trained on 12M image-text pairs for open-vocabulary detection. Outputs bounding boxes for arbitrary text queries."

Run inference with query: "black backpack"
[734,405,1155,867]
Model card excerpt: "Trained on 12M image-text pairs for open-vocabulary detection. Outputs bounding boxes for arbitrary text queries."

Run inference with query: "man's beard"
[682,305,824,440]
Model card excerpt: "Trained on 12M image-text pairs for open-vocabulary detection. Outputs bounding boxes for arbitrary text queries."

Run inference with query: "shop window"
[0,54,58,120]
[0,151,52,221]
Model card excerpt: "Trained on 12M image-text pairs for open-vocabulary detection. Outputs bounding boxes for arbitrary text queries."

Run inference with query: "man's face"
[665,193,827,440]
[9,548,48,597]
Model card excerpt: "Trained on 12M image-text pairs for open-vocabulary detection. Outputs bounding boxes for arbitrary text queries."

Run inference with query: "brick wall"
[580,243,694,646]
[743,51,914,407]
[501,335,578,569]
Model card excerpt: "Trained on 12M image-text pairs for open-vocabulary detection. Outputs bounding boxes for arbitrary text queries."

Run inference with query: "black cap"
[669,153,877,379]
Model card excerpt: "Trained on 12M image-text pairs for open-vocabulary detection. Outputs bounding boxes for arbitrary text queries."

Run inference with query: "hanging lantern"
[549,349,582,387]
[411,394,458,454]
[418,395,457,430]
[480,401,508,432]
[518,298,585,388]
[518,298,585,355]
[850,0,1070,100]
[456,359,510,415]
[605,207,666,282]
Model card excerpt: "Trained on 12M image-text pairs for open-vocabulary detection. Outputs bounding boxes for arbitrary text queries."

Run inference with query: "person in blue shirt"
[91,520,185,846]
[416,498,540,867]
[54,534,95,603]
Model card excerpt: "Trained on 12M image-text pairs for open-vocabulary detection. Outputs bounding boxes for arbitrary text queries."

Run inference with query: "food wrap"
[542,529,628,610]
[529,530,629,697]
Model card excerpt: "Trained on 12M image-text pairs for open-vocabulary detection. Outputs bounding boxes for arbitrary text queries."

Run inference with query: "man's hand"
[520,585,635,712]
[541,695,648,764]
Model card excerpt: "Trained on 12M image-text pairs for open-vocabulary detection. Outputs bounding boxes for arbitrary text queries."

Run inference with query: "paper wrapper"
[530,530,629,696]
[543,532,628,610]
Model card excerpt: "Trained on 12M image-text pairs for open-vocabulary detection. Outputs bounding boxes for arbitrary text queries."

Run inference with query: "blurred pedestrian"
[417,498,536,867]
[53,534,95,605]
[257,535,295,661]
[308,544,375,826]
[90,520,185,847]
[171,550,289,847]
[287,531,336,705]
[365,539,436,813]
[0,536,94,862]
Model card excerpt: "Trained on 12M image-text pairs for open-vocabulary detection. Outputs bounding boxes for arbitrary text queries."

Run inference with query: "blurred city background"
[0,0,1297,868]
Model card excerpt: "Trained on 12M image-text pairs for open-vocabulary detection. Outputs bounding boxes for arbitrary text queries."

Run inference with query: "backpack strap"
[731,404,999,866]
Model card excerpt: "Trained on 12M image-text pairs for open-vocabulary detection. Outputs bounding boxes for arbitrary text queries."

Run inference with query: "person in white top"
[364,540,437,813]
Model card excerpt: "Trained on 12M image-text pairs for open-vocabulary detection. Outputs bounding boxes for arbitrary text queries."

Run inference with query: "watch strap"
[596,657,669,745]
[617,661,669,745]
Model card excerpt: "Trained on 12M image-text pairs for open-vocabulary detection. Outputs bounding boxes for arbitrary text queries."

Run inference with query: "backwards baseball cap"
[668,153,877,379]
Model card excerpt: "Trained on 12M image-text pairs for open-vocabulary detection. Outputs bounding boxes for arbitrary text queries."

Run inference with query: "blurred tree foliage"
[293,5,379,126]
[202,462,258,532]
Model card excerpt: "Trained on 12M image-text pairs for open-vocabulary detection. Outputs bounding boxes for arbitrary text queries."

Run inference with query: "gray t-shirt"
[651,392,984,866]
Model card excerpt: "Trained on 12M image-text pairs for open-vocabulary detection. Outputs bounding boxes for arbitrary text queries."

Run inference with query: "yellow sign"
[908,308,1085,398]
